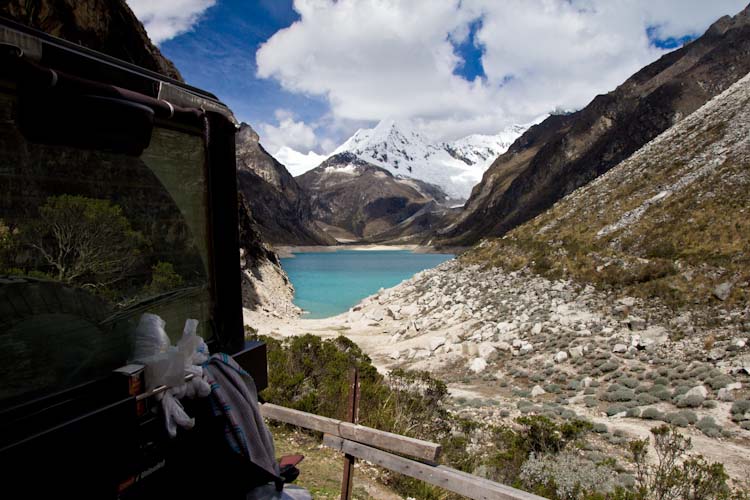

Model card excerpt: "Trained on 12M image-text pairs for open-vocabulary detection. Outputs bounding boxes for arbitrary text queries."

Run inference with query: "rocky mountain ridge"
[296,152,448,241]
[440,4,750,245]
[235,123,335,246]
[469,69,750,309]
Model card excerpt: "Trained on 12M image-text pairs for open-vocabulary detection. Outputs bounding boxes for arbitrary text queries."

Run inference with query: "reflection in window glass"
[0,91,212,403]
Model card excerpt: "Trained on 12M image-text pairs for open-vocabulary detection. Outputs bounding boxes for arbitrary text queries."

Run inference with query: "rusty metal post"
[340,366,360,500]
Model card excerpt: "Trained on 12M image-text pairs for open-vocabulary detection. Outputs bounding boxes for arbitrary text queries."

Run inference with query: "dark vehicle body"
[0,17,267,498]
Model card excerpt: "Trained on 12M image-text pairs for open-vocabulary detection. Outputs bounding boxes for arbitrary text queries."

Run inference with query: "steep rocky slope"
[296,152,448,241]
[442,5,750,245]
[469,70,750,311]
[0,0,182,80]
[236,123,335,246]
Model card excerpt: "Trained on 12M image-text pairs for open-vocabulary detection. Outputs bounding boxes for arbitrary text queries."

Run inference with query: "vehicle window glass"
[0,90,212,403]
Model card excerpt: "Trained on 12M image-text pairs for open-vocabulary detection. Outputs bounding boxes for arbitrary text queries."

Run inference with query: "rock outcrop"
[236,123,335,246]
[442,5,750,245]
[297,152,448,241]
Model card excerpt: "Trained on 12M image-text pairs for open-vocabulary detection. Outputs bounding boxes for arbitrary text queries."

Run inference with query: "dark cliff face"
[296,152,448,241]
[442,5,750,245]
[235,123,336,245]
[0,0,182,81]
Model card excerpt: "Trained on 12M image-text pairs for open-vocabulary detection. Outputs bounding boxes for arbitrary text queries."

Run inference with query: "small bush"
[544,384,562,394]
[697,416,721,437]
[584,396,598,408]
[637,393,659,405]
[642,407,663,420]
[676,393,705,408]
[731,400,750,416]
[603,389,635,402]
[600,361,619,373]
[606,405,627,416]
[708,375,734,391]
[626,407,641,418]
[520,451,616,499]
[593,423,608,433]
[672,385,690,397]
[666,413,689,427]
[628,425,734,499]
[678,410,698,425]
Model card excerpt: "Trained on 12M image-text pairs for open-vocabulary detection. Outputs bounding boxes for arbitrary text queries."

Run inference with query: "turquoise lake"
[280,250,454,319]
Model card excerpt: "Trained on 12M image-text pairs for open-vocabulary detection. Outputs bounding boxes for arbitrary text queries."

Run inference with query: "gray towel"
[204,353,281,480]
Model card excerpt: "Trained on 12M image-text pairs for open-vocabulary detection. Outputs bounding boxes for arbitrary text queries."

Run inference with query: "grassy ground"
[271,425,402,500]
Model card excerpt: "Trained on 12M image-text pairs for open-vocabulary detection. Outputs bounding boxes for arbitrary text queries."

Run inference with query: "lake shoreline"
[274,244,467,258]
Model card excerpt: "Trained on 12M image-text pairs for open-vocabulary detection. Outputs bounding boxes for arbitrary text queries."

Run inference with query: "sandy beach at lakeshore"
[273,244,465,258]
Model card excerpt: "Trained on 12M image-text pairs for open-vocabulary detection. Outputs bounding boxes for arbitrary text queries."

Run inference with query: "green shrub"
[603,389,635,402]
[696,416,723,438]
[636,393,659,405]
[678,410,698,425]
[601,361,619,372]
[544,383,562,394]
[606,405,627,416]
[584,396,598,408]
[628,425,734,499]
[256,334,449,440]
[626,408,641,418]
[676,393,705,408]
[731,400,750,416]
[593,423,608,433]
[145,261,184,294]
[707,375,734,391]
[642,408,663,420]
[665,412,689,427]
[620,377,639,389]
[703,400,718,409]
[650,385,672,401]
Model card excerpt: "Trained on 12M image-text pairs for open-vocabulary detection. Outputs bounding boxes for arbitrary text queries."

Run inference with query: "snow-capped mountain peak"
[270,118,531,200]
[272,146,328,177]
[332,119,528,200]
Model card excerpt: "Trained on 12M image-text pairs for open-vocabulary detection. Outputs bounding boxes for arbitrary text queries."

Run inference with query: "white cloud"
[256,0,747,142]
[126,0,216,44]
[258,110,319,154]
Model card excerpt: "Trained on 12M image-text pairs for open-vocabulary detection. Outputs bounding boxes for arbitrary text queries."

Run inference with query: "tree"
[24,195,143,286]
[145,261,184,294]
[630,425,732,500]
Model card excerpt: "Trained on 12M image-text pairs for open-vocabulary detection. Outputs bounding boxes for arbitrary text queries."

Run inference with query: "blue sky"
[159,1,327,130]
[127,0,748,154]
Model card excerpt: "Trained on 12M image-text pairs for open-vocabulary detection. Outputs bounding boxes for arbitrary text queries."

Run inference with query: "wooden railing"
[260,402,546,500]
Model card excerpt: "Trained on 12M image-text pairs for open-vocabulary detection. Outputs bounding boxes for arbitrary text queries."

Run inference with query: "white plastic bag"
[131,313,170,361]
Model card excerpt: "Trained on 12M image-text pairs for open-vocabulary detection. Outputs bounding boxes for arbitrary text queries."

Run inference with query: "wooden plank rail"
[324,435,547,500]
[260,402,442,463]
